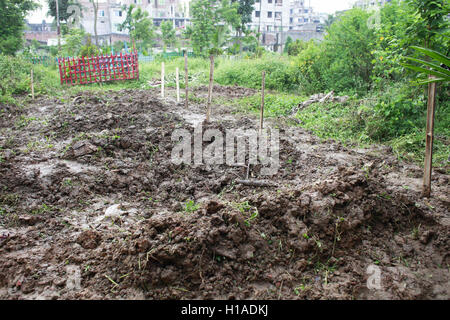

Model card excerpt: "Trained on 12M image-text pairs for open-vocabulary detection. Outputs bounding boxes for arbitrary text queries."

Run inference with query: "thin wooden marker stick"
[423,77,437,198]
[31,69,34,100]
[184,52,188,108]
[260,71,266,133]
[161,62,165,98]
[206,55,214,122]
[176,67,180,103]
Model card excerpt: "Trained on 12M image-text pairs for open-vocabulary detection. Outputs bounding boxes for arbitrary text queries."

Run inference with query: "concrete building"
[248,0,324,51]
[77,0,190,45]
[249,0,291,32]
[353,0,392,9]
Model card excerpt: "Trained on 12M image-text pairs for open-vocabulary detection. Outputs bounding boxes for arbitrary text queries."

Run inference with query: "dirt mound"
[0,87,448,299]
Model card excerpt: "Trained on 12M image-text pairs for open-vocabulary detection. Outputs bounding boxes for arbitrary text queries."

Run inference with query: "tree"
[119,4,155,51]
[47,0,81,25]
[0,0,39,55]
[160,21,176,52]
[90,0,99,46]
[62,28,85,57]
[233,0,255,51]
[402,0,449,197]
[190,0,240,56]
[283,36,292,54]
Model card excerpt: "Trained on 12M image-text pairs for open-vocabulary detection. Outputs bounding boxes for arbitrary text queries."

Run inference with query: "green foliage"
[79,35,98,57]
[286,39,308,56]
[0,0,39,55]
[402,46,450,84]
[215,54,299,91]
[184,200,200,213]
[283,36,292,54]
[238,93,304,117]
[190,0,240,56]
[62,28,85,57]
[405,0,449,50]
[0,55,59,104]
[47,0,81,24]
[160,21,177,52]
[119,4,155,50]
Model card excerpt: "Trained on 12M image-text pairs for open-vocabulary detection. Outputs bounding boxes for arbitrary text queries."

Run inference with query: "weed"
[184,200,200,213]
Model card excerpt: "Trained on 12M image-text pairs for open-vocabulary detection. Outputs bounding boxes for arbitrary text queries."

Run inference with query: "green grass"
[236,93,306,117]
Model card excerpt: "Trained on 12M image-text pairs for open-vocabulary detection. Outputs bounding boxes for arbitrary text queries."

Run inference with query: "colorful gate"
[57,52,139,85]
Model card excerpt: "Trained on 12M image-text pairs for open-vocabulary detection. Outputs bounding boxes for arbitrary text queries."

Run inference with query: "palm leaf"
[404,56,450,77]
[401,62,449,79]
[410,46,450,67]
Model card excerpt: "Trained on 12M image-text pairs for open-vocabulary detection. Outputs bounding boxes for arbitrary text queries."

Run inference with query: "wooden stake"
[161,62,165,98]
[176,67,180,103]
[260,71,266,133]
[206,55,214,123]
[423,79,437,198]
[184,52,188,108]
[31,69,34,100]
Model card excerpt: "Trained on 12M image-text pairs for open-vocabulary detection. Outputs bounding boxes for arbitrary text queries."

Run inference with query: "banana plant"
[402,46,450,85]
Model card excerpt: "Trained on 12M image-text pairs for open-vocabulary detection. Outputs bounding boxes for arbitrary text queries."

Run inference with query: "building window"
[267,11,272,18]
[268,0,272,3]
[115,10,122,17]
[99,10,105,17]
[267,25,271,31]
[289,18,293,23]
[255,11,260,18]
[275,12,281,19]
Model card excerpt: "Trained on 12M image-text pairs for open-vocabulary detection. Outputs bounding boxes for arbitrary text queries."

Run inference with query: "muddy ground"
[0,85,448,300]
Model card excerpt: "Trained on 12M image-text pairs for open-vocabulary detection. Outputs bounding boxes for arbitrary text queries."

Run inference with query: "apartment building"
[353,0,392,9]
[78,0,190,45]
[249,0,291,32]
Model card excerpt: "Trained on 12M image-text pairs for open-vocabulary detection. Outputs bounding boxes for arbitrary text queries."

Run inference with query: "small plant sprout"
[184,200,200,213]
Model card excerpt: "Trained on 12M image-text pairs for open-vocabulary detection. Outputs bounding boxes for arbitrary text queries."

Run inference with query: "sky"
[26,0,354,23]
[309,0,354,14]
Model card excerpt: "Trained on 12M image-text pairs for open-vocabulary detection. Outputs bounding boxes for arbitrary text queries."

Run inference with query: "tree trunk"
[92,1,98,47]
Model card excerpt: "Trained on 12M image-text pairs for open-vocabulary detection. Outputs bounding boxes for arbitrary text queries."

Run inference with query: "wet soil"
[0,86,448,300]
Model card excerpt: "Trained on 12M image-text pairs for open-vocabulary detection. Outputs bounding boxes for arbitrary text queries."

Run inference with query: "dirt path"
[0,86,448,299]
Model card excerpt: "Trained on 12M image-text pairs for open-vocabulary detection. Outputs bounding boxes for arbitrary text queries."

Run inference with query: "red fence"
[57,52,139,85]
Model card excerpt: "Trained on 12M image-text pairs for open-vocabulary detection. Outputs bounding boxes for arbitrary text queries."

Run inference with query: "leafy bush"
[0,55,32,104]
[215,54,299,92]
[237,93,304,117]
[0,55,60,104]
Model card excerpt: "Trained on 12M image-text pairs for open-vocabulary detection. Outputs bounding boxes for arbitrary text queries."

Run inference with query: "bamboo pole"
[206,55,214,123]
[161,62,165,98]
[31,69,34,100]
[184,52,188,108]
[422,79,437,198]
[260,71,266,133]
[176,67,180,103]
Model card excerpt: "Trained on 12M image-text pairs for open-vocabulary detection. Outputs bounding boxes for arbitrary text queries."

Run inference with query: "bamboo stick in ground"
[176,67,180,103]
[161,62,165,98]
[260,71,265,133]
[206,55,215,122]
[184,52,188,108]
[423,78,437,198]
[31,69,34,100]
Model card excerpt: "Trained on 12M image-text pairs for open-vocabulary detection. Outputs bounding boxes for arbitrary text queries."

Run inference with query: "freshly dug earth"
[0,86,448,300]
